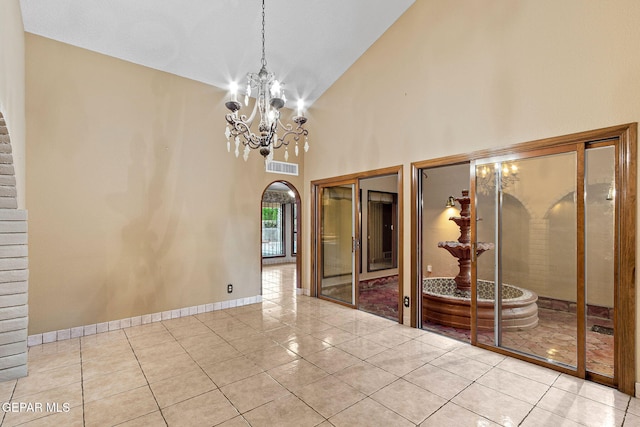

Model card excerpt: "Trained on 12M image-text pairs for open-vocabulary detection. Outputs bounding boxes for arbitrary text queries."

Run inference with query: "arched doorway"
[261,181,301,294]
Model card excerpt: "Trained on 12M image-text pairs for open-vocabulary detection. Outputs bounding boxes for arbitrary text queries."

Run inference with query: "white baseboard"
[27,295,263,347]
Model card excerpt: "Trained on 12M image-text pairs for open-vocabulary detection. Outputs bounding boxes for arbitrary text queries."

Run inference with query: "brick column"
[0,210,27,380]
[0,113,28,381]
[527,218,549,293]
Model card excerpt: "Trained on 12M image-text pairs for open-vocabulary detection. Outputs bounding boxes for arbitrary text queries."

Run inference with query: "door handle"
[471,242,477,263]
[352,237,360,252]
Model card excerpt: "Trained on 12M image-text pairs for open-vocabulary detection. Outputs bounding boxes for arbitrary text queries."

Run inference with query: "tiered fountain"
[422,190,538,331]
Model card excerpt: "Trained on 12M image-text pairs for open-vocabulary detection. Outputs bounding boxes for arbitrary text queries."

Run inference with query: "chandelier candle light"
[224,0,309,162]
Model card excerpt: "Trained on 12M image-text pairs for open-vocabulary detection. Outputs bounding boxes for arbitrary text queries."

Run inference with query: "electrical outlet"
[227,284,233,293]
[403,296,410,307]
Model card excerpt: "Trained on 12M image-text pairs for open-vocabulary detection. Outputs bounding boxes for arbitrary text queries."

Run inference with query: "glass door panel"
[475,164,498,346]
[475,152,578,368]
[502,153,577,367]
[419,164,473,342]
[585,145,616,377]
[320,184,357,305]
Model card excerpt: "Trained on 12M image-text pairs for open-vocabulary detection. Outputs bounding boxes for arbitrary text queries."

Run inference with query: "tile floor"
[0,263,638,426]
[425,306,615,377]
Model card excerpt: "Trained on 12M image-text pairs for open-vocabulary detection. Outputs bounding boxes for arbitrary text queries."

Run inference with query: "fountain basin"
[422,278,538,331]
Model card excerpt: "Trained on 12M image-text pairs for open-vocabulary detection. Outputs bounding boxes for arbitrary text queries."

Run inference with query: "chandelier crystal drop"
[224,0,309,162]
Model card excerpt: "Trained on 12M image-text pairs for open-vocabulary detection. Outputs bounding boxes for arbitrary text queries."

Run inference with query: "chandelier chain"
[261,0,267,68]
[224,0,309,161]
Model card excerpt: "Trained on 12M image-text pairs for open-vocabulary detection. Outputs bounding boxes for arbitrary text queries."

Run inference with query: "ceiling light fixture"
[224,0,309,162]
[477,162,519,195]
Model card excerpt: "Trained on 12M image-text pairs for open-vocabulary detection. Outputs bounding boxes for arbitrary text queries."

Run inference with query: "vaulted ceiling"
[20,0,415,107]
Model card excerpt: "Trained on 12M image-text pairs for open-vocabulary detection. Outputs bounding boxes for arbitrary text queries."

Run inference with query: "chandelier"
[224,0,309,162]
[476,162,519,195]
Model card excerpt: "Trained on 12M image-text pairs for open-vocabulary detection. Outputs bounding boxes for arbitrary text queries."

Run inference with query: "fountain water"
[422,190,538,331]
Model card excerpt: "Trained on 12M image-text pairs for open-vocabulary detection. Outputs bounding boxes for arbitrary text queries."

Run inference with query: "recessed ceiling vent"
[265,161,299,176]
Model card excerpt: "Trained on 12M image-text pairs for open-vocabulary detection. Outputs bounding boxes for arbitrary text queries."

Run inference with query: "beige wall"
[25,34,304,334]
[0,0,25,208]
[303,0,640,374]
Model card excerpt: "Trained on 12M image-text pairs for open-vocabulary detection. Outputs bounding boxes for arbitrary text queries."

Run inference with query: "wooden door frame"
[411,123,636,395]
[311,165,404,321]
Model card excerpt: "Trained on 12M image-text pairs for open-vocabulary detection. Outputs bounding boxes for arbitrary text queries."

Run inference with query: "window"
[262,203,285,257]
[292,203,297,255]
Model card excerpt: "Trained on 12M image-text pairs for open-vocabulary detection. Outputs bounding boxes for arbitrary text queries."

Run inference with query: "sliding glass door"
[414,124,635,393]
[474,151,579,369]
[318,181,359,306]
[472,143,619,381]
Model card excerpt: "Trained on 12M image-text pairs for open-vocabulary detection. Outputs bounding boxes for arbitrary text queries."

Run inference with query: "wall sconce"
[445,196,456,208]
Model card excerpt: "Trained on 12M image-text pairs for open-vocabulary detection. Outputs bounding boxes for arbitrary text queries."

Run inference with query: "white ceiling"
[20,0,414,107]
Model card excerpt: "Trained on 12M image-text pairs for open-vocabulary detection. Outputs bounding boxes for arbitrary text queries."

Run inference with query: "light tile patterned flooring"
[1,263,638,426]
[426,308,615,376]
